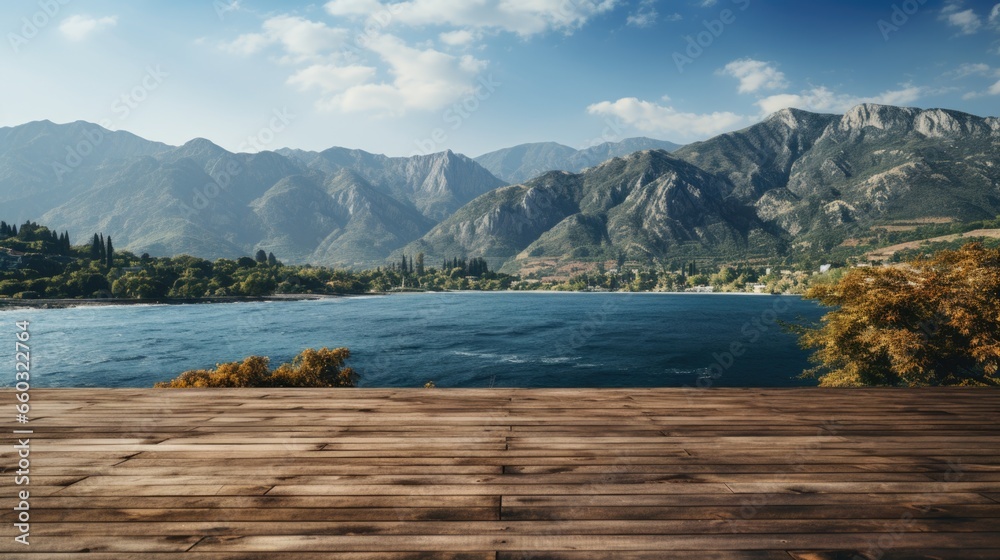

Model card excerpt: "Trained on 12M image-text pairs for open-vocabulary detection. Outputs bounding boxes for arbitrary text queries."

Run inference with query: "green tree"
[798,243,1000,387]
[106,236,114,269]
[255,249,268,264]
[90,234,102,261]
[415,252,425,275]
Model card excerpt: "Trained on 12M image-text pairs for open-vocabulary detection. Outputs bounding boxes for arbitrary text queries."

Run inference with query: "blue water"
[1,293,827,388]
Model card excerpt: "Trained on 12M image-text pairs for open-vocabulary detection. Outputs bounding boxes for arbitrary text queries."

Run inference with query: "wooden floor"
[2,388,999,559]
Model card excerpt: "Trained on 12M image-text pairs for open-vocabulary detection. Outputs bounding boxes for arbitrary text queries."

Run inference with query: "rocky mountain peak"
[838,103,920,133]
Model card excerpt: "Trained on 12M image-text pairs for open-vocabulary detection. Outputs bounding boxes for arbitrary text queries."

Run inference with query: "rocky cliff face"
[402,150,784,270]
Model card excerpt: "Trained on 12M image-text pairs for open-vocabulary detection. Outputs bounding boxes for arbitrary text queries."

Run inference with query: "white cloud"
[325,0,384,16]
[720,59,788,94]
[586,97,747,140]
[756,85,925,115]
[949,62,991,78]
[59,15,118,41]
[317,34,488,115]
[439,29,477,47]
[940,2,983,35]
[665,13,683,22]
[627,0,658,28]
[223,15,348,61]
[963,77,1000,98]
[287,64,377,94]
[324,0,620,37]
[699,0,718,6]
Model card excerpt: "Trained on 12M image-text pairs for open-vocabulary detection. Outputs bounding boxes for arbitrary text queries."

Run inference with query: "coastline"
[0,289,800,309]
[0,293,369,310]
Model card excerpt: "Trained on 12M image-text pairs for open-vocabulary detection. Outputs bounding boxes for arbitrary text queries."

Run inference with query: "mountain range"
[474,137,682,184]
[1,104,998,272]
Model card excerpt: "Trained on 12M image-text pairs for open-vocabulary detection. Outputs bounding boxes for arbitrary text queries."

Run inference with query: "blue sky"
[3,0,1000,156]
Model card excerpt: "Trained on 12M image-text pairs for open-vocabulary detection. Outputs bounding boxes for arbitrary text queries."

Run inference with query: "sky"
[3,0,1000,157]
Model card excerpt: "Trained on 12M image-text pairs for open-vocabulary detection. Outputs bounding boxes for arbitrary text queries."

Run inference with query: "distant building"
[0,248,25,271]
[819,264,833,273]
[686,285,715,293]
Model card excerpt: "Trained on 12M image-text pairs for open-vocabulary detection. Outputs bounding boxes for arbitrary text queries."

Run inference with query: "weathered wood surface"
[1,388,999,559]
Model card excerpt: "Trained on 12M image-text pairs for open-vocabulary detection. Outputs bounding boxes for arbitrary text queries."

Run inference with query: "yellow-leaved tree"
[155,347,357,388]
[799,243,1000,387]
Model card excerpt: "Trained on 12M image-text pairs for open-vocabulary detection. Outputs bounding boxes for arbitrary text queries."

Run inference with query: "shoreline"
[0,293,376,310]
[0,289,801,309]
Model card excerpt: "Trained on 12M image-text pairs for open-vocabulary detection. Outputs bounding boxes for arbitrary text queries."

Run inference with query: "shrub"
[155,347,356,388]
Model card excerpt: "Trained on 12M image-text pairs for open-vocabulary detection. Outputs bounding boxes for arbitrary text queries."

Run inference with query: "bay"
[1,292,827,388]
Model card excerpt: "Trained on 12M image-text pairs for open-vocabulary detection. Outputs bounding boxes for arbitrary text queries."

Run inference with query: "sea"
[1,292,828,388]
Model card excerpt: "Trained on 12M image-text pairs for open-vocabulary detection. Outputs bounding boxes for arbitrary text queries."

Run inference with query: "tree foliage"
[154,347,357,388]
[799,243,1000,387]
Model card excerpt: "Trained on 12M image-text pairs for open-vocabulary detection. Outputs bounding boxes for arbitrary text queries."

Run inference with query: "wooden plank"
[0,387,998,557]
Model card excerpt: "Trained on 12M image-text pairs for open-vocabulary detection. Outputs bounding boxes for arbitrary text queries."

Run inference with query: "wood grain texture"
[1,387,998,559]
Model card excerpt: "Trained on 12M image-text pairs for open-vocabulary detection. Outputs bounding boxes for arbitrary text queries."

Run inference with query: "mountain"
[277,147,505,221]
[405,104,1000,273]
[0,120,504,267]
[675,104,1000,248]
[0,120,171,222]
[401,149,784,272]
[475,137,683,184]
[4,105,999,272]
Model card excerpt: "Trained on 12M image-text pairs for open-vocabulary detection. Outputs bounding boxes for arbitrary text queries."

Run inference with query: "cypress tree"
[106,237,114,269]
[99,234,106,260]
[91,234,102,261]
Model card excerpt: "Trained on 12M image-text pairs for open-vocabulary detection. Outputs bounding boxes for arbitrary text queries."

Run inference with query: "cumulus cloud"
[586,97,747,140]
[439,29,478,47]
[627,0,658,28]
[719,59,788,94]
[59,15,118,41]
[940,2,983,35]
[287,64,377,94]
[222,15,348,61]
[313,34,488,115]
[324,0,620,37]
[756,85,925,115]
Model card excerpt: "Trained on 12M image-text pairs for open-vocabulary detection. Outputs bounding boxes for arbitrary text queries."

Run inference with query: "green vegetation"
[797,242,1000,387]
[155,347,356,388]
[0,221,518,299]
